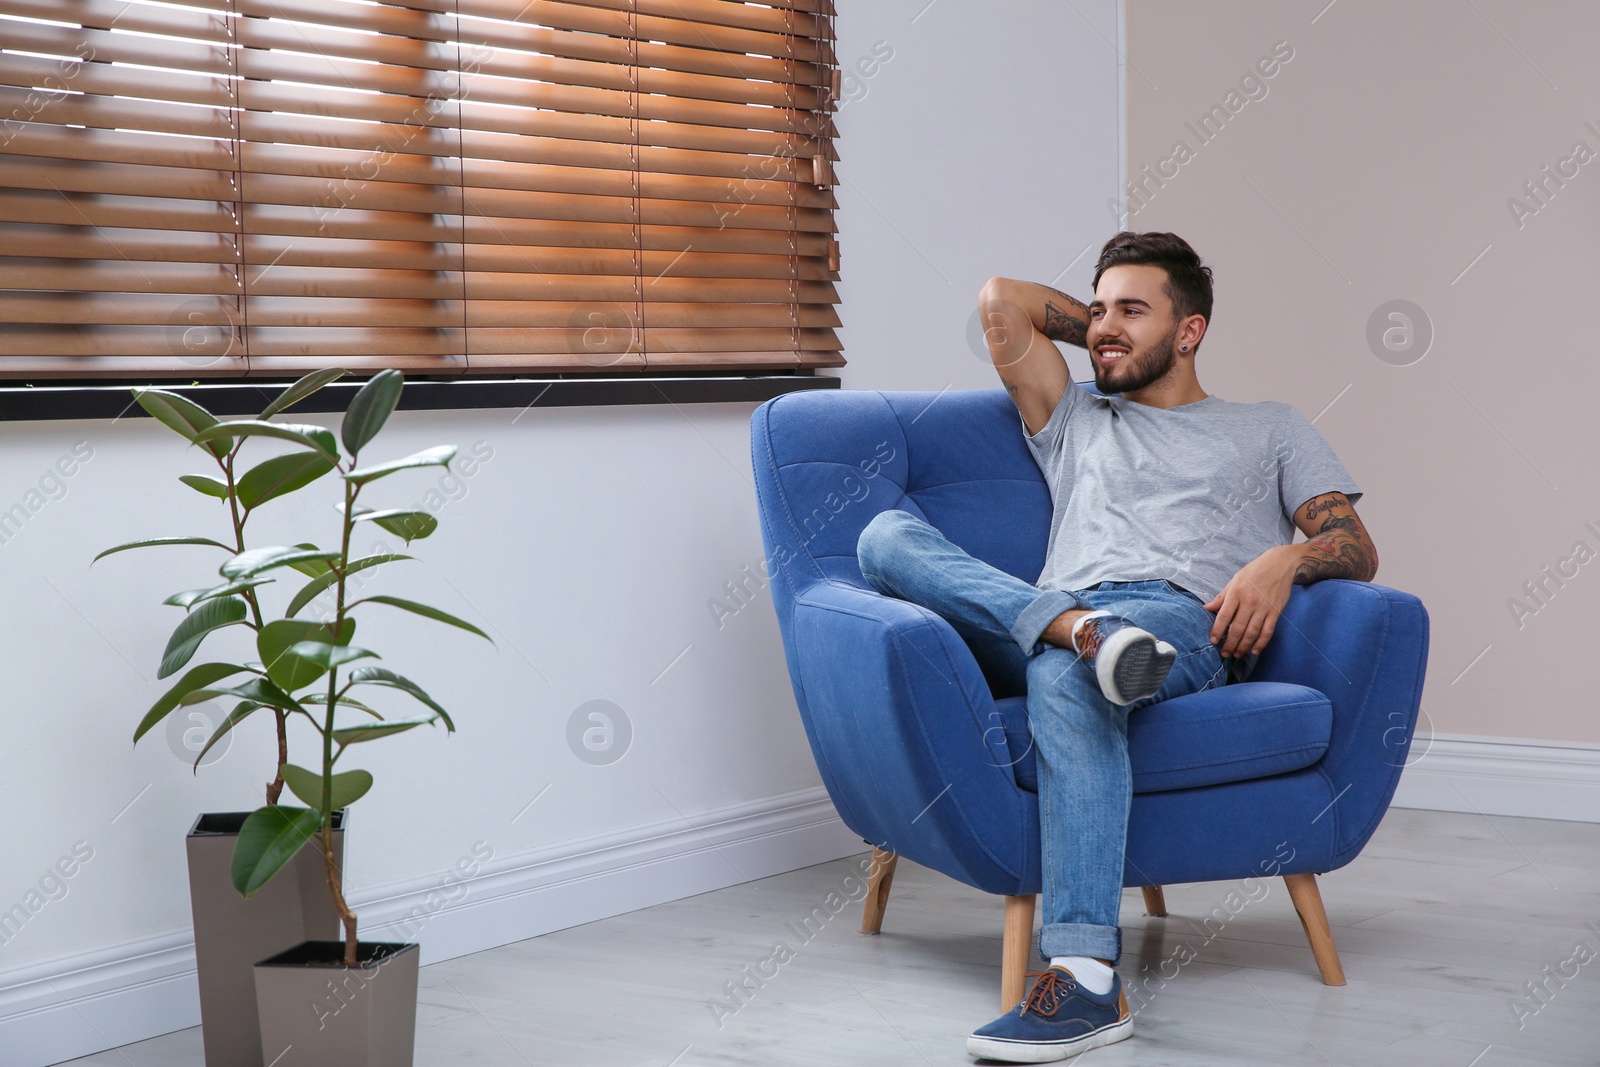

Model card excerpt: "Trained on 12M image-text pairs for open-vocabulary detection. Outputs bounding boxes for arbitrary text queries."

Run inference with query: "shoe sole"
[1096,629,1176,706]
[966,1015,1132,1062]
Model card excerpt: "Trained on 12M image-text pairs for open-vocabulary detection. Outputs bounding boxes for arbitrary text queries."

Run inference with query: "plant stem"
[326,469,360,965]
[221,447,263,629]
[320,820,357,964]
[267,713,286,805]
[221,444,283,806]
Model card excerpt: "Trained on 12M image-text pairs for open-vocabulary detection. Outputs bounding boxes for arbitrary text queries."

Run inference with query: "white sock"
[1068,610,1112,653]
[1049,955,1114,995]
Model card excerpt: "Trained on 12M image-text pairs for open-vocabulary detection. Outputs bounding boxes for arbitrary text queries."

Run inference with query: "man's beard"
[1094,322,1180,394]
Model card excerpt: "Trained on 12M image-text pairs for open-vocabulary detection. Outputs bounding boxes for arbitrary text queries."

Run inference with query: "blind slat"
[0,85,235,142]
[0,189,234,232]
[0,291,235,326]
[244,352,467,372]
[0,326,240,358]
[456,302,837,330]
[3,0,228,41]
[641,328,841,353]
[243,82,832,161]
[0,224,241,264]
[557,0,823,36]
[0,260,241,295]
[0,52,230,109]
[0,21,230,76]
[249,298,464,329]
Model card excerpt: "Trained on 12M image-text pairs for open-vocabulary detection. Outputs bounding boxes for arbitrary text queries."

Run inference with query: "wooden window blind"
[0,0,843,379]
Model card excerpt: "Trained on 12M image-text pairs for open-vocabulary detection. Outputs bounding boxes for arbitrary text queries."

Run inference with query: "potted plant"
[98,368,353,1066]
[99,369,486,1064]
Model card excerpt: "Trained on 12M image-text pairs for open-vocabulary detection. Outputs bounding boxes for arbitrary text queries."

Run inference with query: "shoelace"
[1018,969,1077,1018]
[1074,617,1108,659]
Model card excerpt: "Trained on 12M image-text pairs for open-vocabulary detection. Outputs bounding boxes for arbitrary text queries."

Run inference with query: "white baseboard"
[0,934,201,1067]
[0,788,862,1067]
[1390,733,1600,823]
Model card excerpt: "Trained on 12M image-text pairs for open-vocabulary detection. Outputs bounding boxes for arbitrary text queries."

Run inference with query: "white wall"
[0,403,829,963]
[0,2,1125,1061]
[831,0,1124,392]
[1123,0,1600,744]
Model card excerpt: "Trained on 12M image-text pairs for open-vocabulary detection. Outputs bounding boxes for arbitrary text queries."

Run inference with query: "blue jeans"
[857,510,1229,963]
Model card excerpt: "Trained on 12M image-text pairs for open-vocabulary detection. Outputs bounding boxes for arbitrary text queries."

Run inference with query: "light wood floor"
[65,807,1600,1066]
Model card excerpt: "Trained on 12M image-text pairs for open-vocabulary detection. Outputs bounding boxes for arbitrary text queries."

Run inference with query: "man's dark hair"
[1092,231,1214,332]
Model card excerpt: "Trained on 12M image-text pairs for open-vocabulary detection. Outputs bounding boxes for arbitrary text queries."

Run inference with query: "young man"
[854,232,1377,1062]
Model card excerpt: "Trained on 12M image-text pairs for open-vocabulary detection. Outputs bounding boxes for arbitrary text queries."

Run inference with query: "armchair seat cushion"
[998,681,1334,794]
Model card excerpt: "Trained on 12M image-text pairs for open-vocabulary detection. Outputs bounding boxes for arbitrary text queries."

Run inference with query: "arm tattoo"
[1301,496,1345,521]
[1293,514,1378,584]
[1041,291,1089,347]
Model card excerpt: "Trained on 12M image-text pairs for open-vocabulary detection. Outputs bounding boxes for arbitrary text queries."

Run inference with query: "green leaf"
[334,695,383,719]
[259,367,348,419]
[258,618,355,691]
[191,420,338,462]
[332,719,432,746]
[281,764,373,810]
[237,451,336,511]
[182,676,306,716]
[352,508,437,542]
[374,512,436,541]
[191,699,263,768]
[231,805,321,897]
[133,662,254,743]
[135,389,227,458]
[285,553,411,618]
[347,445,457,485]
[94,536,232,563]
[164,577,272,610]
[134,388,217,438]
[159,596,249,679]
[285,640,378,672]
[221,545,342,580]
[287,543,333,577]
[178,474,230,499]
[351,595,490,640]
[347,667,454,732]
[342,369,403,457]
[285,572,338,619]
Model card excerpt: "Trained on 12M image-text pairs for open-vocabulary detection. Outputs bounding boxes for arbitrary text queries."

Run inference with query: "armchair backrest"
[751,388,1053,622]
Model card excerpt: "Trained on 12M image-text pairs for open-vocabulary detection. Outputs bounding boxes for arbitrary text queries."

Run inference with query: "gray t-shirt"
[1022,382,1362,606]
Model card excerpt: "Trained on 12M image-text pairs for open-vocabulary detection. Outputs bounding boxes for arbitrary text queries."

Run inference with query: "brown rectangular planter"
[254,941,420,1066]
[187,811,345,1067]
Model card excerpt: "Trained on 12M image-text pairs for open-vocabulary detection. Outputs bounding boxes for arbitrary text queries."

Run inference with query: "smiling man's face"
[1086,264,1184,395]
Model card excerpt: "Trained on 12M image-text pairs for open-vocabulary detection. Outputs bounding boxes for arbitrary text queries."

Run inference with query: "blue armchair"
[750,386,1429,1009]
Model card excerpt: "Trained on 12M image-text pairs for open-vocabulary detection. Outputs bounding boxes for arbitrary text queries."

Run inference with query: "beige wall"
[1126,1,1600,742]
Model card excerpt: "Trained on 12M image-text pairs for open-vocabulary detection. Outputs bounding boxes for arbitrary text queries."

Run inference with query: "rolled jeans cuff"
[1010,588,1087,655]
[1040,921,1122,965]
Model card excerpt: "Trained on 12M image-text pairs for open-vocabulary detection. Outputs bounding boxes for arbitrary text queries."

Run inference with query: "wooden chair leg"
[860,848,899,934]
[1141,885,1167,916]
[1284,873,1346,986]
[1001,894,1037,1011]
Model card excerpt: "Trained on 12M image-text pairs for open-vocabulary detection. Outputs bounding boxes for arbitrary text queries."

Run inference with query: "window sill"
[0,373,840,422]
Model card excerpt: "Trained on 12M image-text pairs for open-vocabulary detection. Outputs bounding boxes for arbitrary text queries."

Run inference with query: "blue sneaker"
[966,966,1131,1062]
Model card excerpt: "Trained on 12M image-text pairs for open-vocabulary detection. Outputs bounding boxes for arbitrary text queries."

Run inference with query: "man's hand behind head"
[978,276,1080,436]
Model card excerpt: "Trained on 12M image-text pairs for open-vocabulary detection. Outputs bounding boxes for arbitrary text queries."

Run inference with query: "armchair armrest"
[788,580,1039,895]
[1250,580,1430,868]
